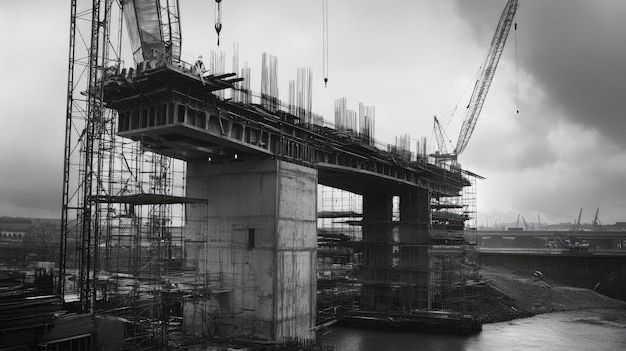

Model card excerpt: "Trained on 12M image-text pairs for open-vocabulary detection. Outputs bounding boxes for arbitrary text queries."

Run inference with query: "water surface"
[329,309,626,351]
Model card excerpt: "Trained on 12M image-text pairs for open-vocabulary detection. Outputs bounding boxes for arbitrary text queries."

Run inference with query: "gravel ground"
[473,265,626,323]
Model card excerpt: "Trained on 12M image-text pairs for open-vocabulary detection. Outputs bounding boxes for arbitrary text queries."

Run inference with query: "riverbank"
[475,265,626,323]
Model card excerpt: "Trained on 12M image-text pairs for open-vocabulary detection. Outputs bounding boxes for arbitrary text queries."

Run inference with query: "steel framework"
[60,0,118,313]
[60,1,188,349]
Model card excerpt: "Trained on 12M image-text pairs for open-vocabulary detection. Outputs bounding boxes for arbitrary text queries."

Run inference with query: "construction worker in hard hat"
[194,55,205,75]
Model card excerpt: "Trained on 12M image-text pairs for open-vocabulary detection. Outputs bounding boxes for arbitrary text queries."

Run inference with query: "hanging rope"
[215,0,222,46]
[322,0,329,87]
[515,19,519,115]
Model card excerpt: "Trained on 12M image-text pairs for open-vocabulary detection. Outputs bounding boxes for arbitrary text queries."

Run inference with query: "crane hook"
[215,0,223,46]
[215,23,222,46]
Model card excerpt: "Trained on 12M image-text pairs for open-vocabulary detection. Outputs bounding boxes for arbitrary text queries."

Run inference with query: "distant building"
[0,231,26,241]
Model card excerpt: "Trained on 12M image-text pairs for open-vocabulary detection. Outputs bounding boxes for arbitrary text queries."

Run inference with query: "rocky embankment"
[474,265,626,323]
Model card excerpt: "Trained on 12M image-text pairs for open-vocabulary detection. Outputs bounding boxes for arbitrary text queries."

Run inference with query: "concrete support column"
[361,188,393,311]
[398,187,430,311]
[184,158,317,342]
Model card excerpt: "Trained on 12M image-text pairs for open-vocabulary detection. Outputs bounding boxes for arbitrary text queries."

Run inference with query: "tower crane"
[433,0,519,160]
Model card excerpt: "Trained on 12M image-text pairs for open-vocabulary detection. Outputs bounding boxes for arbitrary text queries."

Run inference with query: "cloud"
[0,150,62,217]
[448,0,626,224]
[0,1,67,218]
[454,0,626,149]
[2,0,625,225]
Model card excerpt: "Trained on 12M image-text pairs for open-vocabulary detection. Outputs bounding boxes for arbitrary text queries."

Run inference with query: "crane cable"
[322,0,329,87]
[515,16,519,115]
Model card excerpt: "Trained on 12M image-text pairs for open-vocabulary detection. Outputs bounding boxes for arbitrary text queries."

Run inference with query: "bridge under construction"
[10,0,524,349]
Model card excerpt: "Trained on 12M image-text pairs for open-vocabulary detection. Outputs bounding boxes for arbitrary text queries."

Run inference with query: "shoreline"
[474,265,626,324]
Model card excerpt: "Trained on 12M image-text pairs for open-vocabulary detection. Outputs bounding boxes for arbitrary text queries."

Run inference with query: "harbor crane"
[514,213,529,230]
[593,207,603,231]
[433,0,519,161]
[573,207,583,231]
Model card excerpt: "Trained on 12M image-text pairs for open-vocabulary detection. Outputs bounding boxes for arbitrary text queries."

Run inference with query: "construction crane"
[433,0,518,160]
[593,207,603,231]
[513,213,528,230]
[454,0,519,156]
[122,0,182,65]
[432,116,456,163]
[573,207,583,231]
[521,215,529,231]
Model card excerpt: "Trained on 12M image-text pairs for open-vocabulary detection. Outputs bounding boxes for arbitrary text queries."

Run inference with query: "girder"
[101,64,470,197]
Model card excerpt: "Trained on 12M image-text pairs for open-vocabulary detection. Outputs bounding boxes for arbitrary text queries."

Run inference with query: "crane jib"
[454,0,519,156]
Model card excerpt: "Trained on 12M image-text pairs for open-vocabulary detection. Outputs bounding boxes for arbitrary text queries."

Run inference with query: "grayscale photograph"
[1,1,625,350]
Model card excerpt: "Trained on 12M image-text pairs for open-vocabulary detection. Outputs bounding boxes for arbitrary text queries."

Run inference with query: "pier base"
[184,158,317,342]
[398,187,430,310]
[361,188,394,310]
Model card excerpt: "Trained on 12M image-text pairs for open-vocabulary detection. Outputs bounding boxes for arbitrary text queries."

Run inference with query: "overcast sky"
[1,0,625,226]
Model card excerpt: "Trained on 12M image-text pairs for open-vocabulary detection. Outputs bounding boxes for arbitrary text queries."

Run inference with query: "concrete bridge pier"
[183,158,317,342]
[398,187,430,311]
[361,188,394,311]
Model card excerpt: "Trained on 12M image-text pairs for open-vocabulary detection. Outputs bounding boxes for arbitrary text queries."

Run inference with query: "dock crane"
[593,207,603,231]
[521,216,529,231]
[513,214,528,231]
[432,0,519,161]
[573,207,583,231]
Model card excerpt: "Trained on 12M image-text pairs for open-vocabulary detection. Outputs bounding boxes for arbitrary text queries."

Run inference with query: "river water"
[328,309,626,351]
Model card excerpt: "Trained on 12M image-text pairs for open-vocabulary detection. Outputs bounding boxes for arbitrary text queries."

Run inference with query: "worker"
[194,55,205,75]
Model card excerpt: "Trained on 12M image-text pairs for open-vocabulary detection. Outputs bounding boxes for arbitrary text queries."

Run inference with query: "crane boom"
[454,0,519,155]
[433,116,449,155]
[123,0,182,66]
[593,207,602,231]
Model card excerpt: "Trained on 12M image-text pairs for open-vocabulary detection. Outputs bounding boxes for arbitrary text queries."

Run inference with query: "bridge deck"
[101,64,471,196]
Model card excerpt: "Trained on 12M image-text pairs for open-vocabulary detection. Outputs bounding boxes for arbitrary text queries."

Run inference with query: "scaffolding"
[317,159,480,329]
[317,186,362,321]
[60,3,326,348]
[59,1,209,349]
[60,1,482,346]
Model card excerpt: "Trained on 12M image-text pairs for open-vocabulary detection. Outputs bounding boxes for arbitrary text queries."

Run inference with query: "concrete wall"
[184,158,317,342]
